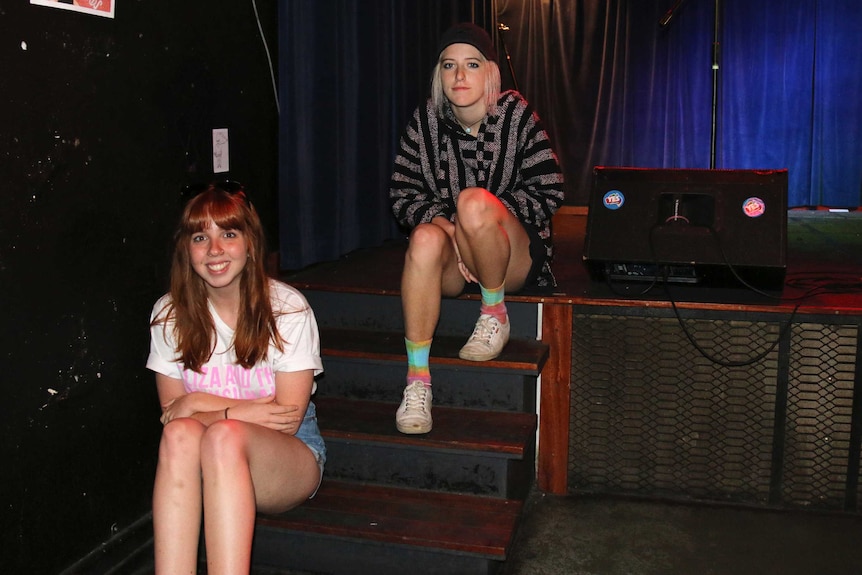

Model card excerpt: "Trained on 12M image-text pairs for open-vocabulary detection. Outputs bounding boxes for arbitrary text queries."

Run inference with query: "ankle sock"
[479,282,508,323]
[405,337,432,387]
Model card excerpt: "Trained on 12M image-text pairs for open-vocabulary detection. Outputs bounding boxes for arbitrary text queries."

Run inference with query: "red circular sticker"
[743,197,766,218]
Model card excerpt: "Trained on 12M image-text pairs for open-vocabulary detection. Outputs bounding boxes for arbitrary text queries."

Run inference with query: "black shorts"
[460,221,548,295]
[522,222,548,288]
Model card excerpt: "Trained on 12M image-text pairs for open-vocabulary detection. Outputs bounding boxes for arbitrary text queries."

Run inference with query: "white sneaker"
[396,381,433,434]
[458,314,510,361]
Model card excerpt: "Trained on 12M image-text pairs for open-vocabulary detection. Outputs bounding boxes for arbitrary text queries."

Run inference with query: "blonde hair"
[430,56,501,117]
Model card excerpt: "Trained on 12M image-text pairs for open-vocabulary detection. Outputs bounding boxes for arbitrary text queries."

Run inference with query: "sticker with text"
[602,190,625,210]
[742,197,766,218]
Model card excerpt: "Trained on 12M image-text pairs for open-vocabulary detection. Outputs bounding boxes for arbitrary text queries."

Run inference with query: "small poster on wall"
[31,0,115,19]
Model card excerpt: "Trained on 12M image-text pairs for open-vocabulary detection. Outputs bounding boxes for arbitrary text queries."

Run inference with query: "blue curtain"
[277,0,489,271]
[279,0,862,271]
[534,0,862,207]
[722,0,862,207]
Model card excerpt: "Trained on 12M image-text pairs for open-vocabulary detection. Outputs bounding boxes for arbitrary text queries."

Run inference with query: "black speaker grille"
[568,312,861,512]
[782,322,858,509]
[568,313,780,505]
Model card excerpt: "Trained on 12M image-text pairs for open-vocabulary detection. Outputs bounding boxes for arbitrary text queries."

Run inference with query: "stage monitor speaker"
[583,167,788,290]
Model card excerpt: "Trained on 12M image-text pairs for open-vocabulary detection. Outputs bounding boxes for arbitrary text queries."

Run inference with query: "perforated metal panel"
[783,322,859,509]
[567,310,862,512]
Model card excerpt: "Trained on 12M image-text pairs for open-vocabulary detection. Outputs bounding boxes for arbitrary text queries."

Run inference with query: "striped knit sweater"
[390,90,565,286]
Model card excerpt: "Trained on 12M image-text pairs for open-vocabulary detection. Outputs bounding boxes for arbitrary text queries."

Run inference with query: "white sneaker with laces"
[458,314,510,361]
[396,381,433,434]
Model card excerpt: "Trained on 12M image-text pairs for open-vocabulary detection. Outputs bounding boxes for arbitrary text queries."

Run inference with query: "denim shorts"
[296,400,326,496]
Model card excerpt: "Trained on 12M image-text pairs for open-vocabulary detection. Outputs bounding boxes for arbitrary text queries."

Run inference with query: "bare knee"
[405,223,450,269]
[199,420,247,471]
[158,418,205,464]
[456,187,498,232]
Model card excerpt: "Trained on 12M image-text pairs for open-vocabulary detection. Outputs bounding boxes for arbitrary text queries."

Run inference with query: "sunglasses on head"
[180,180,251,206]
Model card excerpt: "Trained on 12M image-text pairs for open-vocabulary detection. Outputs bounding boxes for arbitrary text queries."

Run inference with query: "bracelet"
[224,407,229,420]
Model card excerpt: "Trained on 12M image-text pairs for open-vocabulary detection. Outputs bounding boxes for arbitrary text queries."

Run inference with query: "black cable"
[662,282,800,368]
[602,219,861,367]
[646,222,808,367]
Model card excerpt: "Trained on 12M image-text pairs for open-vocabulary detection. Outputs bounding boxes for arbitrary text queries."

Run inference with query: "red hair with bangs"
[153,185,282,372]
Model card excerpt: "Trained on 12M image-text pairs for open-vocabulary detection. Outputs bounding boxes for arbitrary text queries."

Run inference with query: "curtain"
[500,0,862,207]
[279,0,862,271]
[277,0,489,271]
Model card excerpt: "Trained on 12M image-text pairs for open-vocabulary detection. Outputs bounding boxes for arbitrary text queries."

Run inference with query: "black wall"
[0,2,279,572]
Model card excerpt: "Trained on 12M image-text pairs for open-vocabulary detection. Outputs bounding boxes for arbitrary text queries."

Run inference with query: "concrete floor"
[137,491,862,575]
[501,490,862,575]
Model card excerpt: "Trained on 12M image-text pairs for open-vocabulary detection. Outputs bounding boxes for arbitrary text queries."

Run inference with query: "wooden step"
[304,289,543,339]
[317,357,539,413]
[273,259,545,573]
[320,327,549,375]
[316,397,536,457]
[283,237,557,303]
[253,479,523,575]
[315,397,537,499]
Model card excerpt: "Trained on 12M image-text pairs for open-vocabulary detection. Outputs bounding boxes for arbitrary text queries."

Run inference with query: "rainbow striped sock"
[405,337,432,387]
[479,282,507,322]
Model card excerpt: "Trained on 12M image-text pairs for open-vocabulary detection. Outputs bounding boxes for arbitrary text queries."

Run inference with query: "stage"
[285,207,862,313]
[284,208,862,511]
[550,206,862,313]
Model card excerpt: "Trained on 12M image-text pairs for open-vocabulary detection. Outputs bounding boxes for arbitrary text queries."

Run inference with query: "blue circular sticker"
[602,190,625,210]
[742,197,766,218]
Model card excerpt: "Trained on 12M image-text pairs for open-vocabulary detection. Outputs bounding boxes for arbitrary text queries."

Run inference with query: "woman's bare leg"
[153,418,207,575]
[400,222,465,341]
[452,188,533,360]
[453,187,532,292]
[199,419,321,575]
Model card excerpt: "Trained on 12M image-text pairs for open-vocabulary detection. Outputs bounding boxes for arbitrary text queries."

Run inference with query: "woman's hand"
[160,392,200,424]
[160,391,239,425]
[455,250,478,283]
[451,233,478,284]
[433,216,477,283]
[225,396,304,434]
[159,390,303,433]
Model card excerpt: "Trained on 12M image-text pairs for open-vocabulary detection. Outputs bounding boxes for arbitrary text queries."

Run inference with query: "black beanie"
[436,22,498,63]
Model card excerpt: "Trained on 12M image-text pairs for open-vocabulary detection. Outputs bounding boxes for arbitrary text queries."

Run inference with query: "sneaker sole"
[396,421,433,434]
[458,348,503,362]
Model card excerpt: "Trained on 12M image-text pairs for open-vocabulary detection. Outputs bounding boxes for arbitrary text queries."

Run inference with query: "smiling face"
[189,220,249,296]
[439,43,489,117]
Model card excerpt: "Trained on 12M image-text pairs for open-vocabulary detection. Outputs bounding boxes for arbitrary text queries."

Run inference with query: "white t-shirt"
[146,280,323,399]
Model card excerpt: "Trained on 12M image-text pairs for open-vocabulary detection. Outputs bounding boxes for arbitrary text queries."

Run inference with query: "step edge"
[321,430,530,458]
[320,327,549,374]
[315,397,537,458]
[255,480,523,559]
[253,521,512,559]
[322,352,546,375]
[294,282,556,305]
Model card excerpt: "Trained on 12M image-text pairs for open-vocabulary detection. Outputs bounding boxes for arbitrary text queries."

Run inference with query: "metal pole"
[710,0,721,169]
[497,23,520,93]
